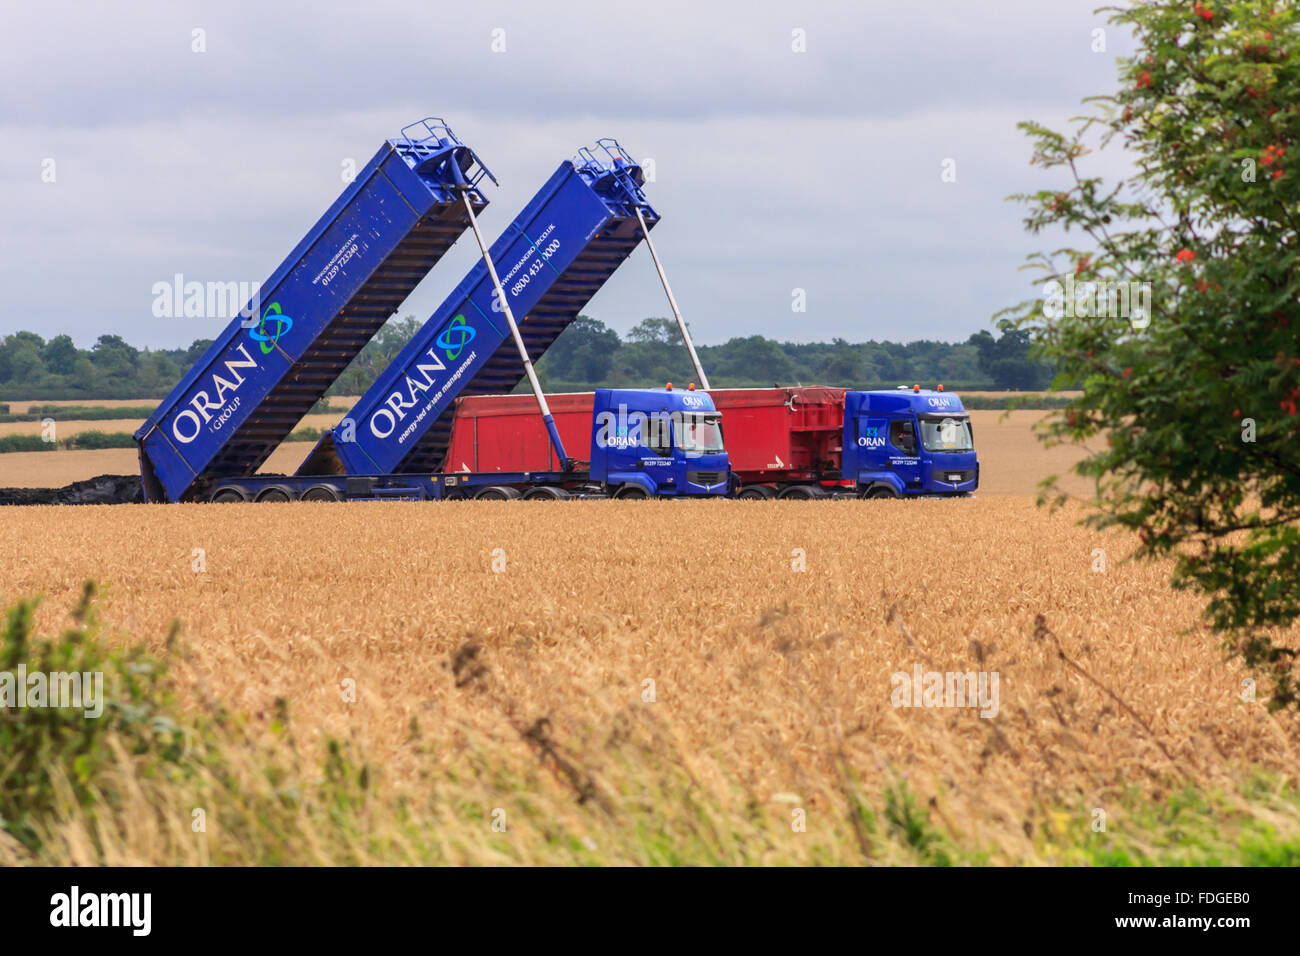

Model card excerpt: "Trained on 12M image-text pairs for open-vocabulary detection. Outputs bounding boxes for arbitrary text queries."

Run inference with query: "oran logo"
[248,302,293,355]
[858,424,886,449]
[435,314,476,360]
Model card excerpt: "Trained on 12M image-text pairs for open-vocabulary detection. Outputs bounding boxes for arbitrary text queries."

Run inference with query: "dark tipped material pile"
[0,475,143,506]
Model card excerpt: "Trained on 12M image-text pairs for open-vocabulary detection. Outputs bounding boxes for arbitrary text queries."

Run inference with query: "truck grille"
[688,470,726,486]
[937,469,974,483]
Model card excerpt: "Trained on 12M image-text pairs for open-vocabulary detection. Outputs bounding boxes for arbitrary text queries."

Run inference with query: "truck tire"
[863,485,898,499]
[614,485,649,500]
[210,487,247,503]
[778,484,828,500]
[737,485,776,500]
[523,486,570,501]
[301,485,341,502]
[255,486,293,503]
[475,485,521,501]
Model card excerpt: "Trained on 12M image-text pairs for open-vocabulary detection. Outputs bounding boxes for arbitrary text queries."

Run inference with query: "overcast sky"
[0,1,1138,350]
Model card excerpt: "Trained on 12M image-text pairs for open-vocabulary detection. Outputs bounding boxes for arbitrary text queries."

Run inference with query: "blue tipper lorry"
[707,385,979,499]
[133,119,495,503]
[265,140,730,501]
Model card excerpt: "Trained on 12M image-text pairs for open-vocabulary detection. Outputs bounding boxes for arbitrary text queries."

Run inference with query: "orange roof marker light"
[913,384,920,393]
[688,382,696,390]
[665,382,673,390]
[937,384,944,392]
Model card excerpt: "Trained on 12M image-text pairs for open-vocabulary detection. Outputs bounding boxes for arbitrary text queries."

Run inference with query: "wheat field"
[1,496,1296,863]
[0,401,1295,865]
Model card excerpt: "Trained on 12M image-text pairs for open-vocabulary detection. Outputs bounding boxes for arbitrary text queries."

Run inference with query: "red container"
[705,387,847,484]
[443,392,599,473]
[445,386,848,484]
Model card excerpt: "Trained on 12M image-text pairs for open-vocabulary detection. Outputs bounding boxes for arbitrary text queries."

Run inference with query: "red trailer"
[705,387,848,498]
[444,392,600,473]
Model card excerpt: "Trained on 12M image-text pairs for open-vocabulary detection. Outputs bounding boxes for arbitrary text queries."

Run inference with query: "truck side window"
[890,419,917,455]
[645,416,672,457]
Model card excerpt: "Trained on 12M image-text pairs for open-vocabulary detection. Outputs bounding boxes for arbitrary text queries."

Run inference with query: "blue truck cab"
[590,387,729,498]
[841,388,979,497]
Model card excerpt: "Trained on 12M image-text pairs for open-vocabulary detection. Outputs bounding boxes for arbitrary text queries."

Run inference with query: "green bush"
[0,405,155,423]
[0,583,190,852]
[0,583,378,865]
[1000,0,1300,710]
[66,430,136,450]
[0,435,54,453]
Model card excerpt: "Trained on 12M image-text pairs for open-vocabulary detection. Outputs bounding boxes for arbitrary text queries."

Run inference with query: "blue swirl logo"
[248,302,293,355]
[435,314,476,360]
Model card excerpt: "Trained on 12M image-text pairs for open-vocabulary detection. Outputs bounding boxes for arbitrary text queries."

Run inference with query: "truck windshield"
[673,413,725,454]
[919,416,974,452]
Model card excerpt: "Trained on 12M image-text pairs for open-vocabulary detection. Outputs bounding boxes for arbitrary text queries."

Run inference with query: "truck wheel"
[255,487,292,503]
[737,485,775,500]
[210,487,247,503]
[301,485,341,502]
[523,486,570,501]
[615,485,649,500]
[778,485,828,500]
[864,485,898,499]
[475,485,521,501]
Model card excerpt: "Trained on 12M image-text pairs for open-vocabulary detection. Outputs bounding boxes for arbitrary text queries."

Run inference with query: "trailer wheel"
[523,486,570,501]
[778,484,828,500]
[301,485,341,502]
[737,485,776,500]
[614,485,649,500]
[475,485,521,501]
[255,486,293,503]
[210,487,247,503]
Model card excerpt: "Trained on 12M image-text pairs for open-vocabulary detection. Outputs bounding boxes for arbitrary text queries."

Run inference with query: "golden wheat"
[0,495,1295,863]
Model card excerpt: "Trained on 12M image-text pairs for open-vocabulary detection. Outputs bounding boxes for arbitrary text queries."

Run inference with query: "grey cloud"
[0,0,1137,348]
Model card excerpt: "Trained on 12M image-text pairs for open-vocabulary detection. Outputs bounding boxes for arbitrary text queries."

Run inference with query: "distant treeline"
[329,317,1055,395]
[0,318,1055,401]
[0,404,157,422]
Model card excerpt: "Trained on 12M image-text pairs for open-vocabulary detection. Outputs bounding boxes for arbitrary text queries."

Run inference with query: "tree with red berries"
[1000,1,1300,708]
